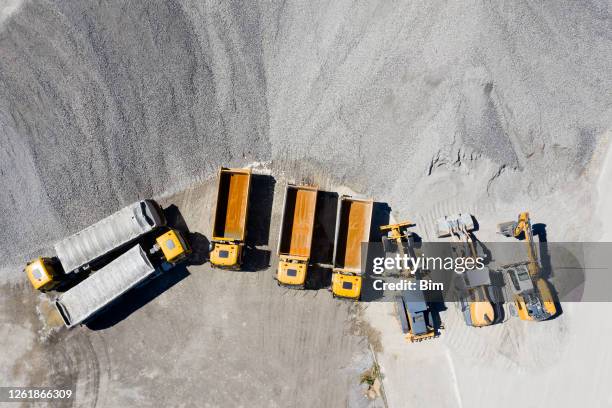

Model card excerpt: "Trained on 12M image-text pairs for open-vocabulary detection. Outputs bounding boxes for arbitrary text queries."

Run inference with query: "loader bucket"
[497,221,516,237]
[436,213,474,238]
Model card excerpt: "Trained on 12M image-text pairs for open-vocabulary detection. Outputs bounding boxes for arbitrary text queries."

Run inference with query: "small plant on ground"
[360,362,381,386]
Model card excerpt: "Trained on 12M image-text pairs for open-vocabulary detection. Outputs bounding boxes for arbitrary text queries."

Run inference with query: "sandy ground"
[1,1,612,407]
[1,171,385,407]
[1,1,611,272]
[365,200,612,408]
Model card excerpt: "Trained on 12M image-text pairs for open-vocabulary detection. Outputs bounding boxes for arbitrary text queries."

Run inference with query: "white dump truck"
[25,200,167,291]
[55,229,190,328]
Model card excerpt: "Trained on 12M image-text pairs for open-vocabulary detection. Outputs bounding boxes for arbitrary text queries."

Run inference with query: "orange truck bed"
[278,185,318,258]
[212,168,251,241]
[333,196,373,273]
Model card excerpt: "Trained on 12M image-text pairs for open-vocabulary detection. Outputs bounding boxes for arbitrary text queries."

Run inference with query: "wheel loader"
[437,213,501,327]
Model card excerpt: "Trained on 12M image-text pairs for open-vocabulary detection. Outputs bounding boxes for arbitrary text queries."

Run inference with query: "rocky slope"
[1,0,610,271]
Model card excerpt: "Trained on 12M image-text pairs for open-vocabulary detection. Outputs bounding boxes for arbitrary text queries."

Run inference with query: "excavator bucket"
[497,221,516,237]
[436,213,474,238]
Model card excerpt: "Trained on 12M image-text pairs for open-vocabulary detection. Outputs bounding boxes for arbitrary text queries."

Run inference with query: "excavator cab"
[504,263,555,321]
[25,257,60,291]
[514,292,554,321]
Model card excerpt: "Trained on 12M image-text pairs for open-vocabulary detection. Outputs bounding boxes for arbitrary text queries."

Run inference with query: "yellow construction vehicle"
[55,229,191,328]
[209,168,252,269]
[152,229,192,264]
[25,258,62,291]
[25,200,168,291]
[382,221,438,342]
[276,184,318,288]
[498,211,557,321]
[331,196,373,300]
[26,228,191,292]
[437,214,499,327]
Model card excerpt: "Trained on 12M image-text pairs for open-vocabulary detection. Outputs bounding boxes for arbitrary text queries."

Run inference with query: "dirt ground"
[0,171,384,408]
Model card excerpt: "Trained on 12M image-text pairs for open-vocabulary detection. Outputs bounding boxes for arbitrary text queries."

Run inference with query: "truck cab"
[210,242,242,268]
[154,229,192,264]
[25,257,60,291]
[331,273,362,299]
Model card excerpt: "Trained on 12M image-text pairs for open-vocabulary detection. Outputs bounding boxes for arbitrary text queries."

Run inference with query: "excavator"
[497,211,557,321]
[381,221,438,342]
[437,213,500,327]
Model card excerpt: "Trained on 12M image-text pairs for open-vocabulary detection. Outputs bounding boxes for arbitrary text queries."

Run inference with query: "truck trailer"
[25,200,167,291]
[331,196,373,300]
[276,184,318,288]
[209,168,252,269]
[55,229,190,328]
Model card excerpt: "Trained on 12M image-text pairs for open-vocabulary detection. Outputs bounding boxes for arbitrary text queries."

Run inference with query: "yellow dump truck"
[331,196,373,300]
[276,184,318,288]
[24,200,167,291]
[209,168,252,269]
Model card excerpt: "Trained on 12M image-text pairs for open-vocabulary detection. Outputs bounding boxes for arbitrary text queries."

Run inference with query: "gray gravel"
[1,1,611,271]
[1,1,611,407]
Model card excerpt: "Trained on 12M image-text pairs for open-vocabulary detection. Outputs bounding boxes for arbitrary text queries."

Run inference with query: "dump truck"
[55,229,190,328]
[498,211,556,321]
[25,200,167,291]
[437,213,500,327]
[209,168,252,269]
[331,196,373,300]
[276,184,318,288]
[382,222,439,342]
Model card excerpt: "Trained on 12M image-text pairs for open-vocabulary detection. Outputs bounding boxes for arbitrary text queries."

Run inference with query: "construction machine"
[331,196,373,300]
[498,211,557,321]
[55,228,191,328]
[276,184,318,288]
[437,213,500,327]
[24,200,167,291]
[382,221,438,342]
[209,168,252,269]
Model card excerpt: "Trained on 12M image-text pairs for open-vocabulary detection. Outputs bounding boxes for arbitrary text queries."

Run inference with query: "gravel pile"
[1,1,610,273]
